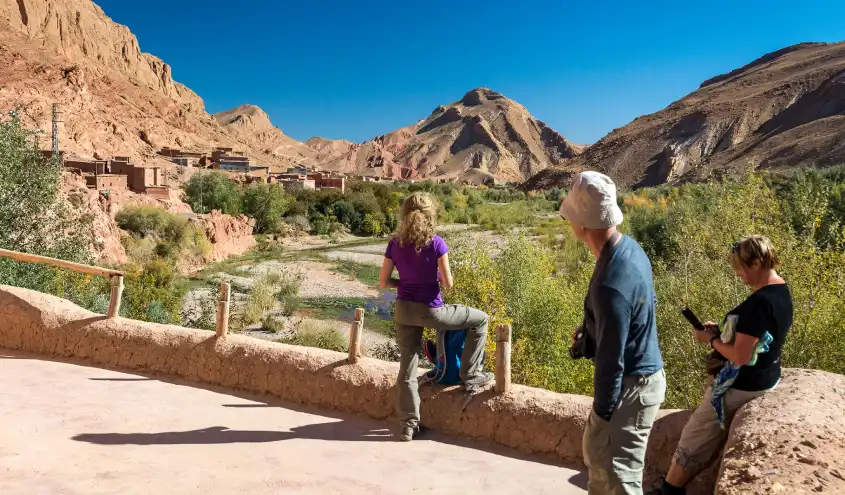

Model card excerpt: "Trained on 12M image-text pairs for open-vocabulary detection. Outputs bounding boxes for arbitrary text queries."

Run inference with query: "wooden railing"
[0,248,514,388]
[0,248,125,318]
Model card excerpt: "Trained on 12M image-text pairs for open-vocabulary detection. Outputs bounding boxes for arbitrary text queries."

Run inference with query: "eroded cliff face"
[0,0,314,171]
[60,171,127,266]
[0,0,203,109]
[189,210,256,263]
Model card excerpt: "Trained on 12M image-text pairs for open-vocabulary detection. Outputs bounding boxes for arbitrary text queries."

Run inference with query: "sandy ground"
[278,233,361,252]
[341,243,389,254]
[250,260,378,299]
[206,260,379,300]
[0,353,586,495]
[324,250,384,266]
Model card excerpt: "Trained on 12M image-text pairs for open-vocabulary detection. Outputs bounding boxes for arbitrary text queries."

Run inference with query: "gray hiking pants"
[394,300,489,428]
[583,369,667,495]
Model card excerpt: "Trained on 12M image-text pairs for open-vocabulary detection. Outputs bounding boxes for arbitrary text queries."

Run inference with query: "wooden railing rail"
[0,248,124,318]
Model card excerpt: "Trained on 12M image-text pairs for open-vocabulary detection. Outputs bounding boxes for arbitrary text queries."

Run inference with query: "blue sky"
[96,0,844,145]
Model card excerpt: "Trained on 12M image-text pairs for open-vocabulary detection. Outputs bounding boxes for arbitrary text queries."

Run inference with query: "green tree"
[242,183,293,234]
[0,111,95,303]
[182,171,241,214]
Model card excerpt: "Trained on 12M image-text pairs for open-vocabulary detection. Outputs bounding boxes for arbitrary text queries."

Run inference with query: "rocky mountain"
[0,0,308,170]
[307,88,583,184]
[213,105,318,167]
[526,41,845,190]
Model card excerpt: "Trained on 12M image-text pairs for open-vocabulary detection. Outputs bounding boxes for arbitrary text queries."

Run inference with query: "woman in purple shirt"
[380,192,493,441]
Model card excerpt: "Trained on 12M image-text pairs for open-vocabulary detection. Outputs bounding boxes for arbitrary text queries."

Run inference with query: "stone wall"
[2,285,840,493]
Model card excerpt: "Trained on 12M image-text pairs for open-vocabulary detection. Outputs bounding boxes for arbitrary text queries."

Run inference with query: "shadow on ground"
[4,350,584,483]
[72,422,392,445]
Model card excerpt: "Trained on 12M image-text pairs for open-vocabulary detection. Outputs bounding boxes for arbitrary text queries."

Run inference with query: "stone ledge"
[5,285,839,493]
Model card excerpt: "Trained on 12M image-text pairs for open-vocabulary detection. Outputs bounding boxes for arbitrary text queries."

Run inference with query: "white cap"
[559,171,623,229]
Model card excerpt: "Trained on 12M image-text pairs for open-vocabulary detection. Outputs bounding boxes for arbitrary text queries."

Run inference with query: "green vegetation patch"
[330,260,381,287]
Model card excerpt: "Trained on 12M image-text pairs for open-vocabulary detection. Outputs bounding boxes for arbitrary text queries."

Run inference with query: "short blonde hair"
[397,192,437,251]
[730,235,780,271]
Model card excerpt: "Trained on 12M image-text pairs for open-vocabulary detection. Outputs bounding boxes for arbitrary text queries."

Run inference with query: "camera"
[569,326,590,360]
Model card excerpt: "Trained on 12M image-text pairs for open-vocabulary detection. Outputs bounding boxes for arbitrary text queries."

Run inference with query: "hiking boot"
[398,426,415,442]
[463,371,495,395]
[646,478,685,495]
[397,425,428,442]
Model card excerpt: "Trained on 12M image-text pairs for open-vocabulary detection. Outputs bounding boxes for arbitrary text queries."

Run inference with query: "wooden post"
[495,324,512,393]
[106,275,124,319]
[348,308,365,364]
[215,282,231,337]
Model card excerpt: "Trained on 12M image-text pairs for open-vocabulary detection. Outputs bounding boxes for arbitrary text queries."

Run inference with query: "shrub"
[242,183,294,234]
[182,171,241,214]
[332,200,361,229]
[278,320,348,352]
[182,288,217,331]
[241,272,279,325]
[120,259,184,324]
[284,215,311,233]
[280,295,301,317]
[310,216,329,235]
[116,206,211,265]
[275,267,304,298]
[368,339,401,362]
[261,313,287,333]
[116,206,173,235]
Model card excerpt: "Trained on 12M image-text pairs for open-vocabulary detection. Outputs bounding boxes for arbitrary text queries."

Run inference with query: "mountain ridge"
[525,41,845,190]
[306,87,583,184]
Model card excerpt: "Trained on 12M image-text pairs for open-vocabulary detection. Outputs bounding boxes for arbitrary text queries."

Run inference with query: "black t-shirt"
[722,284,793,391]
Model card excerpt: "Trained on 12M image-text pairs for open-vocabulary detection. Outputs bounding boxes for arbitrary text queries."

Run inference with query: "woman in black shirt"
[649,235,794,495]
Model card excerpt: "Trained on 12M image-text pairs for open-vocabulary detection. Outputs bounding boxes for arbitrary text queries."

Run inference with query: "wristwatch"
[709,335,719,349]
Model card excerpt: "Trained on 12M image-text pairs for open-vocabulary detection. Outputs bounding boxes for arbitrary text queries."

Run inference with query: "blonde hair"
[730,235,780,271]
[397,192,437,252]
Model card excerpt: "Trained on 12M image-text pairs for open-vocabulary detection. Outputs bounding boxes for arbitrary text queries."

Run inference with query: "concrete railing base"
[3,286,842,493]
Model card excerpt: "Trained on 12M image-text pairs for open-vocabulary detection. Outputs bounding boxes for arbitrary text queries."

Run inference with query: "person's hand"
[693,323,718,344]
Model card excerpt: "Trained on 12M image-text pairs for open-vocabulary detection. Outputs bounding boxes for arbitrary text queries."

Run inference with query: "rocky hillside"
[213,105,318,168]
[0,0,308,170]
[526,41,845,190]
[308,88,583,184]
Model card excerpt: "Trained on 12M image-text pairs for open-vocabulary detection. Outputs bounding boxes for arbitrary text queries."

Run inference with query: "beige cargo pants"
[583,369,667,495]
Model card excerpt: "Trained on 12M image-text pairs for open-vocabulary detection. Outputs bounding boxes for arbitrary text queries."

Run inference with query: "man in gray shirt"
[561,171,666,495]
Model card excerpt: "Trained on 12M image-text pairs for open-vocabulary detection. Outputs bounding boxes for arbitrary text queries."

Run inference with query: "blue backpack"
[422,329,467,385]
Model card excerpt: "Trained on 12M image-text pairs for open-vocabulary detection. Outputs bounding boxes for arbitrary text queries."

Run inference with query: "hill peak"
[214,105,273,131]
[460,87,509,107]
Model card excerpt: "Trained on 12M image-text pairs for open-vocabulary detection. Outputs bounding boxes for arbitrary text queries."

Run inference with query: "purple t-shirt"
[385,234,449,307]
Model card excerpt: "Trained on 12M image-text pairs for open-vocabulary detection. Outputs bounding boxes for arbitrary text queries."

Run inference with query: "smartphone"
[681,307,705,331]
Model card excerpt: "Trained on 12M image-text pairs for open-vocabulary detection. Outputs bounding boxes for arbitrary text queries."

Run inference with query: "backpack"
[422,329,467,385]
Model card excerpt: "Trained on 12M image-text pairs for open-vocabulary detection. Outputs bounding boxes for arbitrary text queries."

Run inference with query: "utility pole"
[199,166,203,214]
[51,103,62,162]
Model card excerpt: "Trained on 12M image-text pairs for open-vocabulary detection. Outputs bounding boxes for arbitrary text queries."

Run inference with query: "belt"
[625,368,664,385]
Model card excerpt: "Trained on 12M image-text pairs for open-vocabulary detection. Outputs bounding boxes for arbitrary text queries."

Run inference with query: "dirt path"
[0,353,586,494]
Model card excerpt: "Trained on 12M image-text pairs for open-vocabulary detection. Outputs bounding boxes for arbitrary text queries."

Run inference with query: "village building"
[307,172,346,193]
[62,155,168,198]
[158,147,206,167]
